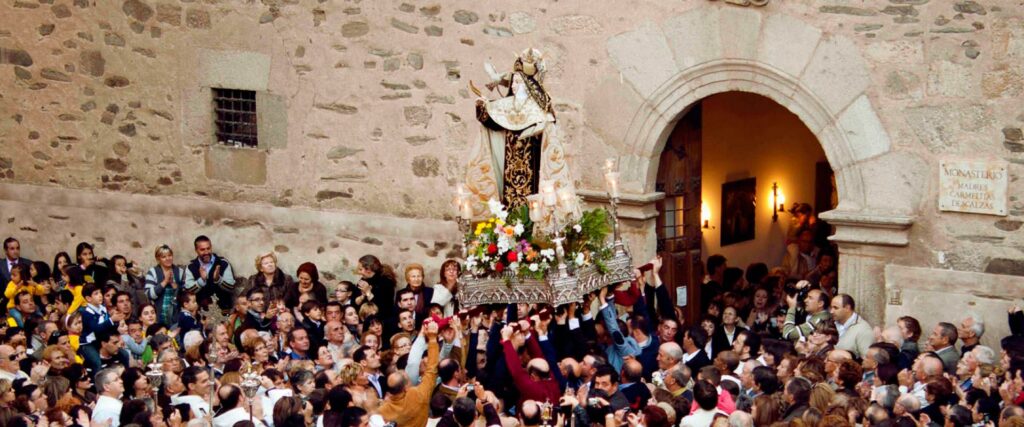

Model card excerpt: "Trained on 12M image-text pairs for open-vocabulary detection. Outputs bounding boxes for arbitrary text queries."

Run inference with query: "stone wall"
[0,0,1022,311]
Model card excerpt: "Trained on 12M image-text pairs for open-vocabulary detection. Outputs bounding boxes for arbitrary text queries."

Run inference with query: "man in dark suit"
[683,325,712,373]
[1,238,31,285]
[619,359,652,410]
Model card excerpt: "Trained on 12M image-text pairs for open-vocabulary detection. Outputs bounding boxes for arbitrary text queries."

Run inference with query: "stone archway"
[582,6,922,324]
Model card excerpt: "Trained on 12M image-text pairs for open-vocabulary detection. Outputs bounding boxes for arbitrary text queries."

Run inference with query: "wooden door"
[655,103,704,327]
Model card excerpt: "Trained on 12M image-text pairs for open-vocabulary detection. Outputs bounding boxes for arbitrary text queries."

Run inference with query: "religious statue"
[464,48,573,212]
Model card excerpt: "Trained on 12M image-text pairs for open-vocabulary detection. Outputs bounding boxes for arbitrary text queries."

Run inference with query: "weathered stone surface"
[186,8,210,29]
[424,25,443,37]
[156,3,181,26]
[954,1,986,15]
[407,53,423,70]
[38,24,55,36]
[314,103,357,114]
[881,5,918,16]
[509,12,536,34]
[104,32,125,46]
[1005,127,1023,141]
[801,34,872,113]
[986,258,1024,277]
[122,0,154,22]
[341,21,369,37]
[1,49,33,67]
[326,146,363,159]
[482,26,512,37]
[103,158,128,173]
[411,155,440,177]
[13,67,31,80]
[104,75,130,87]
[819,5,877,16]
[453,10,478,25]
[995,220,1023,232]
[405,136,435,146]
[40,68,71,82]
[391,18,418,34]
[315,190,352,201]
[52,4,71,18]
[550,14,602,35]
[404,106,431,127]
[79,50,104,76]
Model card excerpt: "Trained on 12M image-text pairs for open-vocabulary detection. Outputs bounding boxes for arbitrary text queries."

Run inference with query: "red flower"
[495,262,505,273]
[487,243,498,255]
[507,251,519,263]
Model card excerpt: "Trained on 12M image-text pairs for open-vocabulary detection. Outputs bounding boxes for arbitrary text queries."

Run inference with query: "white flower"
[528,263,539,272]
[509,262,519,271]
[573,224,582,233]
[487,198,509,221]
[540,249,556,260]
[574,252,586,266]
[496,236,511,253]
[513,222,525,236]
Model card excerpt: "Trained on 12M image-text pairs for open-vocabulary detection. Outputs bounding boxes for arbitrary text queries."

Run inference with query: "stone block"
[718,7,762,61]
[256,92,287,150]
[836,95,892,163]
[756,13,822,78]
[927,60,979,97]
[204,145,266,185]
[583,75,646,152]
[663,7,721,69]
[197,49,271,91]
[856,152,926,214]
[607,21,679,98]
[800,34,871,115]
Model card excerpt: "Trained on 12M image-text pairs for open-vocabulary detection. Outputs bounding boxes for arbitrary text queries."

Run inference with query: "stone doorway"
[583,7,920,324]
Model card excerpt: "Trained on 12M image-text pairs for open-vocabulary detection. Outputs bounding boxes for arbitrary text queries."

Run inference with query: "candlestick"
[541,180,557,206]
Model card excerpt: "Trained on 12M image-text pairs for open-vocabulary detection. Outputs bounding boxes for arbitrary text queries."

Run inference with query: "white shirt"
[214,407,264,427]
[93,395,123,427]
[836,313,859,338]
[172,394,211,419]
[681,408,726,427]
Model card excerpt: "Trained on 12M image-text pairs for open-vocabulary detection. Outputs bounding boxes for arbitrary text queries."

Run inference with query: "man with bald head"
[324,320,347,368]
[620,359,651,410]
[379,319,439,427]
[657,342,683,375]
[500,323,561,405]
[900,353,944,407]
[519,400,543,427]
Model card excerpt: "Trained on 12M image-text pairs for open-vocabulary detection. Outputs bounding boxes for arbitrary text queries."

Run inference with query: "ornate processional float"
[454,48,633,307]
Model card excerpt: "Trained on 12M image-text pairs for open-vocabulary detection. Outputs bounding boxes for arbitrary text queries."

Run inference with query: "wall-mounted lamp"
[771,182,786,223]
[701,201,712,229]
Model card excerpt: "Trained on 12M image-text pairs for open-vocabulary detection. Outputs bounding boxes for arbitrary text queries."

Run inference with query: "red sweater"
[502,339,561,405]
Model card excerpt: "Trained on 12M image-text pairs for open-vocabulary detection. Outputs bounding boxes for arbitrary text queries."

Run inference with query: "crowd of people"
[0,224,1021,427]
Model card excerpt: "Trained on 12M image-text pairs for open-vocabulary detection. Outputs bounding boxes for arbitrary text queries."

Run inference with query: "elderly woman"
[284,262,328,310]
[247,252,293,304]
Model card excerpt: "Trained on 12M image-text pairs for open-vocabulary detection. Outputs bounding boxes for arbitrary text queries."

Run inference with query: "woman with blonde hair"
[337,362,380,411]
[247,251,292,304]
[808,382,835,413]
[143,244,185,325]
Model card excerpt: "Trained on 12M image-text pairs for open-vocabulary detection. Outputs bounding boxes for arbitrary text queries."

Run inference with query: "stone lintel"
[204,145,267,185]
[577,189,664,220]
[821,209,914,246]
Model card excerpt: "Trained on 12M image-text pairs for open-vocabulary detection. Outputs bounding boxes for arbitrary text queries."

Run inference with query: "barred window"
[212,88,258,148]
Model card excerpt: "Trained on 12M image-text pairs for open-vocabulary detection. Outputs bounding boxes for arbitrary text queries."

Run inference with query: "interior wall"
[700,92,827,270]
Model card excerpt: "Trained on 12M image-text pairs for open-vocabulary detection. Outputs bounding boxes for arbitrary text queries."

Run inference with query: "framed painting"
[721,177,756,246]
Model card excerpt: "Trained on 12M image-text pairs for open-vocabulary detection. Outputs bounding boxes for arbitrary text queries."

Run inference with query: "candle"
[527,195,544,223]
[557,188,576,209]
[541,180,557,206]
[460,200,473,220]
[604,171,620,198]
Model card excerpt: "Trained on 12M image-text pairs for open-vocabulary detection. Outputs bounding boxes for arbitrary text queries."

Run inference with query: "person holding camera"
[781,280,832,343]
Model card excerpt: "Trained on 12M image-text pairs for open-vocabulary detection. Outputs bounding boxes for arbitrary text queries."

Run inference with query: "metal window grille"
[212,88,258,148]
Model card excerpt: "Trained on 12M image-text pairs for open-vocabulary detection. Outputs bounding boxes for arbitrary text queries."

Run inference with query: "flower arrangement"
[464,199,612,281]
